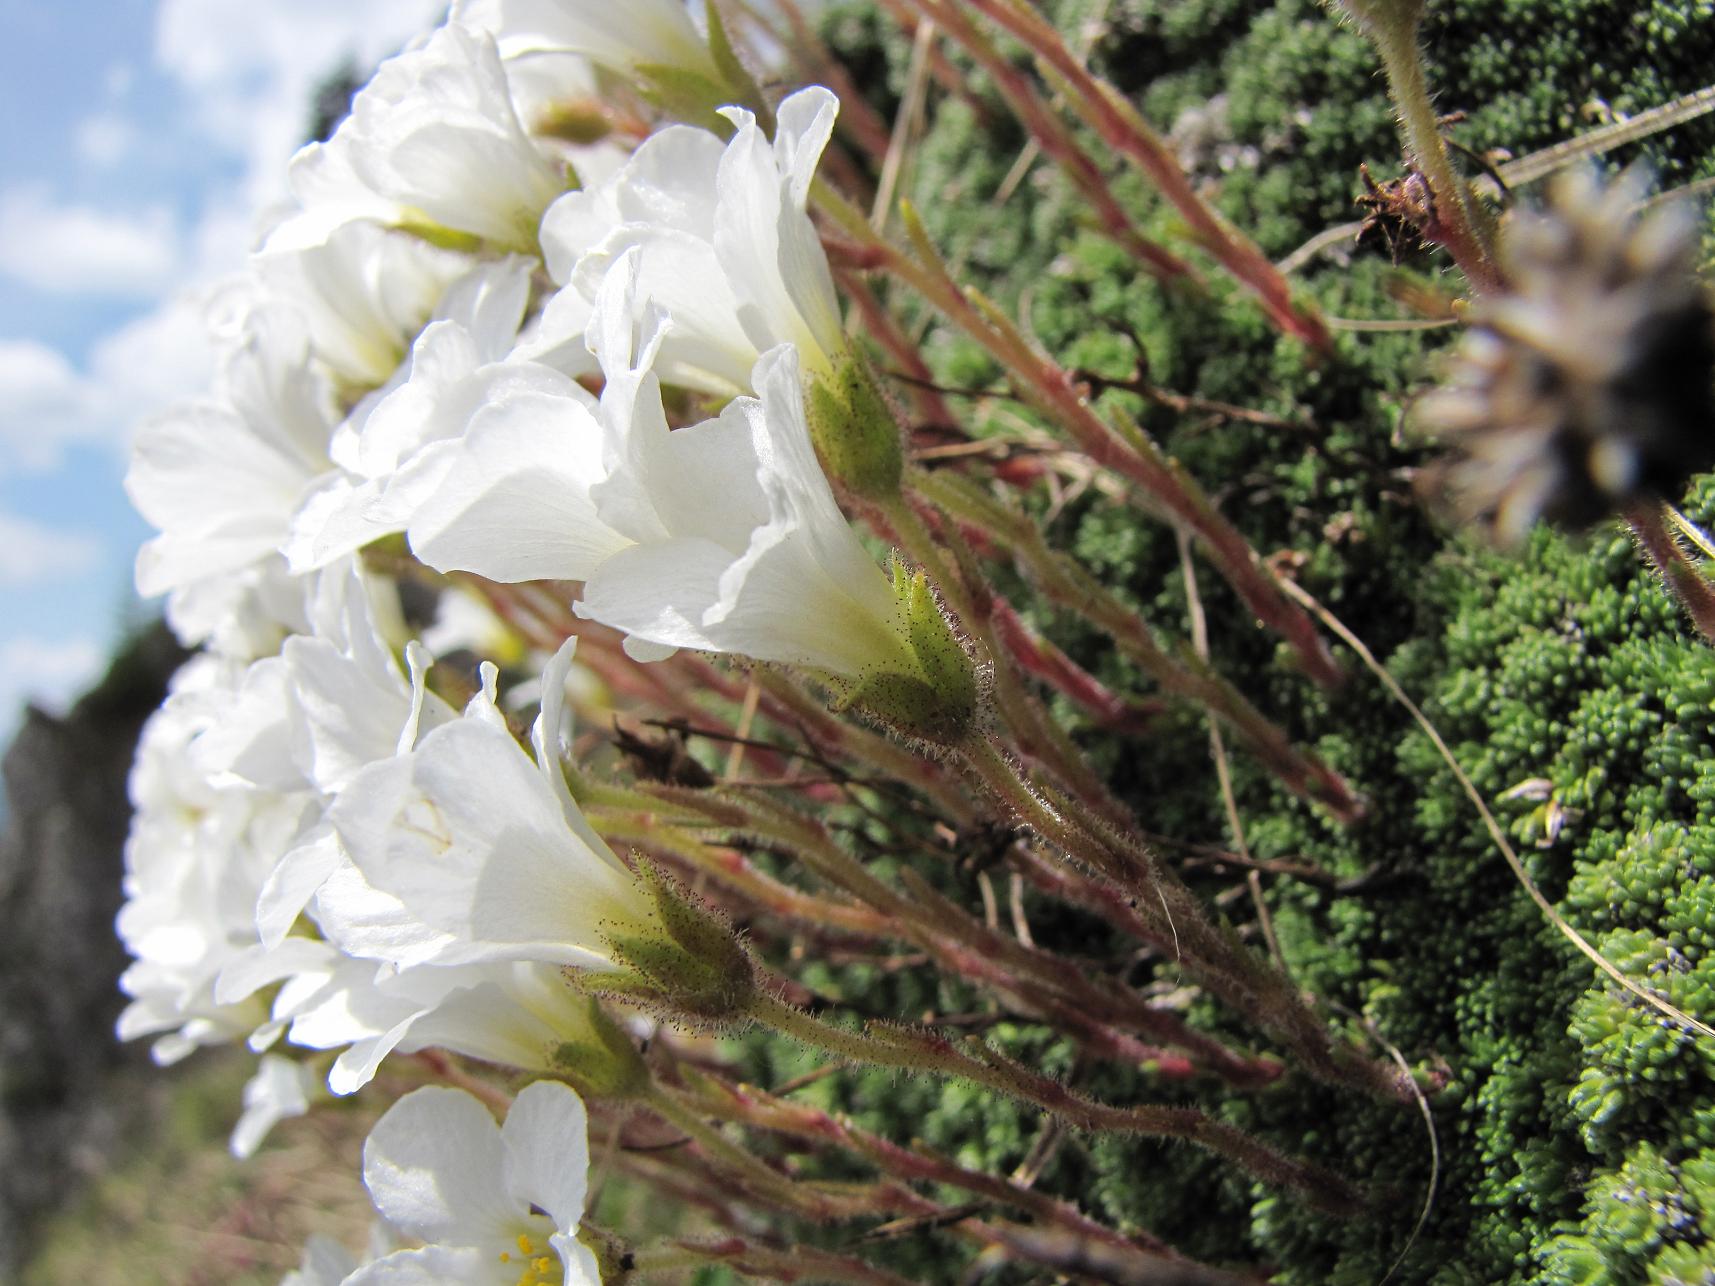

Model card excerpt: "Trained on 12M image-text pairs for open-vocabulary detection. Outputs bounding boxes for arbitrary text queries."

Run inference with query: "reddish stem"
[960,0,1331,349]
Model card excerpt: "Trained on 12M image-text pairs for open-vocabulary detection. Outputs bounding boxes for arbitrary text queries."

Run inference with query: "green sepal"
[832,565,979,745]
[634,62,742,133]
[903,565,978,717]
[805,349,905,503]
[548,996,651,1100]
[576,1224,636,1284]
[703,0,773,128]
[590,860,754,1025]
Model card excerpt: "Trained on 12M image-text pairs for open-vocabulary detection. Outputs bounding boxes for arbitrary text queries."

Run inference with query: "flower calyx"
[834,562,982,748]
[587,861,756,1027]
[549,996,652,1101]
[804,348,905,504]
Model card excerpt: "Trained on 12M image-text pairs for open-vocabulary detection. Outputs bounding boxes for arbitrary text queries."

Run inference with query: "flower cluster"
[116,6,977,1277]
[114,0,1450,1278]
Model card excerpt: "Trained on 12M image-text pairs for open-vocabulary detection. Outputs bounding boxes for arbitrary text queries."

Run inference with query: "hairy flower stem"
[1331,0,1500,290]
[954,0,1330,348]
[957,736,1413,1102]
[916,466,1361,819]
[985,596,1164,732]
[747,988,1363,1214]
[591,809,895,939]
[682,1069,1252,1281]
[888,868,1283,1085]
[902,0,1192,282]
[875,491,1134,827]
[814,181,1343,689]
[748,667,978,824]
[628,1235,922,1286]
[956,734,1228,960]
[729,785,1282,1084]
[1627,500,1715,647]
[643,1086,878,1223]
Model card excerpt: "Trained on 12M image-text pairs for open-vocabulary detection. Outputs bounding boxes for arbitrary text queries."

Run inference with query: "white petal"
[343,1244,494,1285]
[284,473,388,573]
[511,284,599,376]
[578,228,753,395]
[363,1087,514,1243]
[452,0,715,76]
[330,719,652,969]
[256,830,345,949]
[408,387,626,582]
[551,1233,605,1286]
[531,638,627,869]
[500,1080,591,1232]
[313,849,463,970]
[215,935,335,1006]
[576,537,737,654]
[771,89,846,361]
[432,255,535,362]
[230,1054,317,1158]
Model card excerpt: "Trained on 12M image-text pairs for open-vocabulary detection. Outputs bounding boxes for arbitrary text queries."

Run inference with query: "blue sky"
[0,0,442,738]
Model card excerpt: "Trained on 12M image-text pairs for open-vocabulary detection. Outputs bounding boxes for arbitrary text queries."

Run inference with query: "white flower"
[283,257,573,572]
[128,306,335,648]
[275,24,565,254]
[321,641,665,973]
[282,566,456,799]
[347,1081,601,1285]
[231,1054,320,1159]
[158,559,314,661]
[276,956,618,1095]
[410,266,915,680]
[116,657,316,1062]
[121,566,467,1070]
[574,342,913,675]
[248,222,470,394]
[543,86,844,397]
[452,0,715,84]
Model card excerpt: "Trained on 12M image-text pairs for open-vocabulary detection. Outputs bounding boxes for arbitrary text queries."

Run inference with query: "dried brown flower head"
[1415,167,1715,545]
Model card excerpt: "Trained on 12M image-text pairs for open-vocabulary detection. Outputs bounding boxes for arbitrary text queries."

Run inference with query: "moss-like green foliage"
[740,1,1715,1281]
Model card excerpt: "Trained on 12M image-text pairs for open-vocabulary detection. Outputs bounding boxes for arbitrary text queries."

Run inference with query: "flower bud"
[805,349,905,503]
[534,101,615,146]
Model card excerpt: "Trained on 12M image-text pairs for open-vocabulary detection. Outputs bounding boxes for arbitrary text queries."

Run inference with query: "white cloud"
[0,512,101,587]
[105,62,136,99]
[0,295,212,472]
[0,634,106,731]
[0,184,179,297]
[87,294,214,432]
[154,0,445,210]
[0,338,104,468]
[75,112,137,168]
[0,4,440,470]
